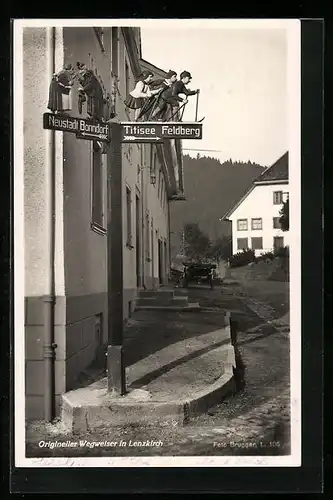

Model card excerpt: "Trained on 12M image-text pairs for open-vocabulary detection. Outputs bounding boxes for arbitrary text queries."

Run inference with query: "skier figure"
[138,70,178,121]
[168,70,199,120]
[150,70,198,121]
[124,70,160,121]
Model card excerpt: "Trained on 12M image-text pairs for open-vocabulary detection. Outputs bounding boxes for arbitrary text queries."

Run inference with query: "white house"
[223,152,289,257]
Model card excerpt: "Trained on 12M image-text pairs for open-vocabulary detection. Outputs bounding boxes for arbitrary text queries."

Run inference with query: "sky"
[141,27,288,167]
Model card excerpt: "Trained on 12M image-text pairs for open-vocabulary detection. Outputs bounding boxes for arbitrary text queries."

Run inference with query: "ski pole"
[148,88,164,120]
[180,102,186,121]
[195,89,200,122]
[167,100,188,122]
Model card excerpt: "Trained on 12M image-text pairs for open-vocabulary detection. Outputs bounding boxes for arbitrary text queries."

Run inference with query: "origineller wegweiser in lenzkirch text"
[38,439,164,449]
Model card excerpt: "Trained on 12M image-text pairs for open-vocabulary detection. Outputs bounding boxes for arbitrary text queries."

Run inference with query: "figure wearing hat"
[76,62,104,120]
[168,71,199,120]
[150,70,198,121]
[141,70,178,121]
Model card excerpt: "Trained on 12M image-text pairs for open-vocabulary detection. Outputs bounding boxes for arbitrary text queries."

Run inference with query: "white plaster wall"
[54,28,65,296]
[229,183,290,256]
[23,27,65,297]
[117,30,142,292]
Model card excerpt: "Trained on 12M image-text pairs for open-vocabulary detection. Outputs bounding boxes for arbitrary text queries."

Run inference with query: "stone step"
[61,325,235,432]
[135,302,201,312]
[168,297,189,306]
[136,296,189,307]
[173,288,188,296]
[138,289,175,299]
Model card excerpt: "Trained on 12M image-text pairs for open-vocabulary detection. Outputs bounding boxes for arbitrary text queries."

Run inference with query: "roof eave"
[220,184,256,220]
[140,58,167,76]
[254,179,289,185]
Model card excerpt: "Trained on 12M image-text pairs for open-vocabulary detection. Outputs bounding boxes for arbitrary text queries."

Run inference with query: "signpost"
[43,113,203,397]
[43,115,202,144]
[107,123,126,395]
[43,113,110,142]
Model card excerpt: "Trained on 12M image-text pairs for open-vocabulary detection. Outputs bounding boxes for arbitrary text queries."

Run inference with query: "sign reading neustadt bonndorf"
[43,113,110,142]
[120,122,203,143]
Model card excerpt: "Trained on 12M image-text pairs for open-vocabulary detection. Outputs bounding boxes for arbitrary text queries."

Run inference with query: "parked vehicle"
[182,262,216,289]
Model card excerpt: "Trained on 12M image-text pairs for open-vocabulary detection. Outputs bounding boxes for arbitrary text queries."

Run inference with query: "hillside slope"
[170,155,265,258]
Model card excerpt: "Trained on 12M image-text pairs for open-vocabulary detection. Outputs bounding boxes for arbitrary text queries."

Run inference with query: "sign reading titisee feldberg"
[43,114,203,144]
[120,122,203,143]
[43,113,110,142]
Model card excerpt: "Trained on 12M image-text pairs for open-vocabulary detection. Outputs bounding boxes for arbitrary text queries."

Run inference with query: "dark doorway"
[273,236,284,252]
[135,194,141,288]
[164,240,167,284]
[151,222,154,288]
[158,239,163,285]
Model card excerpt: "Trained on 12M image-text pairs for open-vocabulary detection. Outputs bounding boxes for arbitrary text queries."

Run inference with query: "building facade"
[23,26,184,419]
[223,152,289,257]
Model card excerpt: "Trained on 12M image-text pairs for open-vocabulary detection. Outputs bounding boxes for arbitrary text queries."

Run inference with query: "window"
[251,237,263,250]
[251,218,263,230]
[136,194,141,287]
[273,236,284,250]
[273,191,283,205]
[91,141,106,234]
[151,220,154,267]
[141,144,145,166]
[273,217,282,229]
[237,219,248,231]
[145,213,150,261]
[111,28,119,77]
[150,146,157,185]
[126,186,132,246]
[150,145,157,169]
[158,169,162,199]
[125,59,130,99]
[237,238,248,250]
[161,177,165,208]
[157,171,160,197]
[93,27,105,52]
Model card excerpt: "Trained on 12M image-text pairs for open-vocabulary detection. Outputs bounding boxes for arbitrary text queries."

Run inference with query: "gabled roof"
[254,151,289,184]
[222,184,256,220]
[140,58,167,78]
[221,151,289,220]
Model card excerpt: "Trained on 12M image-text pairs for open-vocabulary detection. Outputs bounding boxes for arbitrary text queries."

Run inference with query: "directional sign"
[122,135,163,144]
[43,113,110,142]
[120,122,202,143]
[76,131,109,142]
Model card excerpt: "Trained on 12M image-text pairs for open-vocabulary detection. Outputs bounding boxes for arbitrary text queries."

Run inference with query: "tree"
[183,223,212,261]
[208,237,232,261]
[279,198,289,231]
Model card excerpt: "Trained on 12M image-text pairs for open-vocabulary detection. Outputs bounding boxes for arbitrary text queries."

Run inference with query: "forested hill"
[170,154,265,255]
